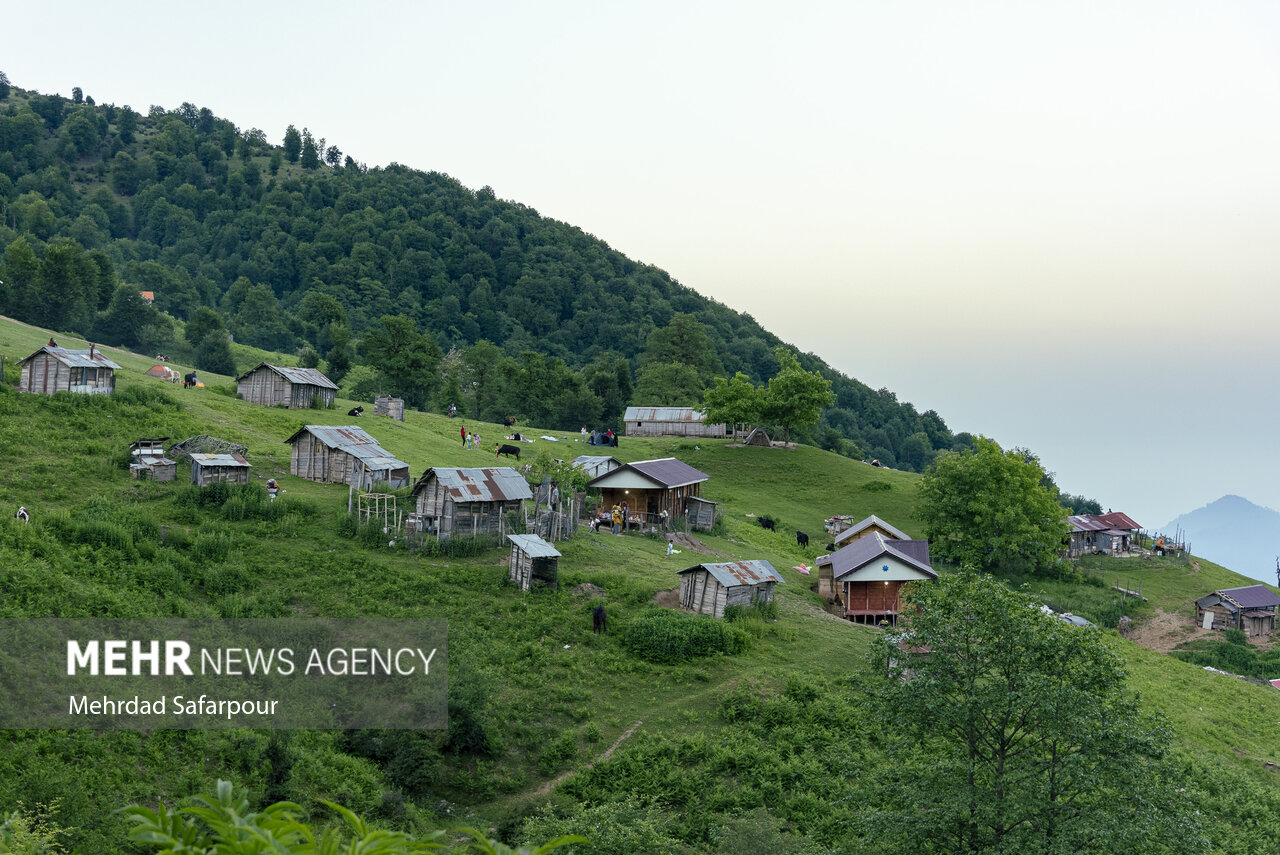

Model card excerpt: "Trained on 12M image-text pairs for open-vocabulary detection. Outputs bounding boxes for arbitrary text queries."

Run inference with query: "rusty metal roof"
[623,407,708,422]
[678,560,782,588]
[1068,515,1109,532]
[236,362,338,390]
[507,534,562,558]
[20,345,121,370]
[412,467,532,503]
[1093,511,1141,530]
[821,533,936,581]
[190,453,250,467]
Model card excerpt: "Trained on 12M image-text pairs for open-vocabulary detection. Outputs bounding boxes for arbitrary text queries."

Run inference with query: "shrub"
[622,608,751,664]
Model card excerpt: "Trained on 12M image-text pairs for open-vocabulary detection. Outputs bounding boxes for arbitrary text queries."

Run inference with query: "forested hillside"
[0,73,960,470]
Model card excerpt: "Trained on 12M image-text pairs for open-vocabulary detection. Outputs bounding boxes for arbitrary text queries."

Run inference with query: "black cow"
[504,416,518,427]
[182,372,198,388]
[796,531,809,548]
[347,405,364,417]
[592,604,607,634]
[826,543,837,552]
[495,443,521,461]
[758,516,776,531]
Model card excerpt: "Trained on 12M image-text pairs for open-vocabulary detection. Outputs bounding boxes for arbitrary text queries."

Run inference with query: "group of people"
[459,425,481,449]
[584,427,618,447]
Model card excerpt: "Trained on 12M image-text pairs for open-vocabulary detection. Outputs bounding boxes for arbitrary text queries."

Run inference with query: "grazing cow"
[183,372,198,388]
[758,516,776,531]
[347,405,364,417]
[592,604,607,634]
[14,507,29,524]
[796,531,810,548]
[495,443,521,461]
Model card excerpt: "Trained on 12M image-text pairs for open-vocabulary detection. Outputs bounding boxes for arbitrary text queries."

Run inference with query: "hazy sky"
[8,2,1280,543]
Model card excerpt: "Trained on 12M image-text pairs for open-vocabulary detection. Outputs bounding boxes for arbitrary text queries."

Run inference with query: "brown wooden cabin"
[586,457,709,529]
[507,534,561,591]
[624,407,727,438]
[815,533,936,626]
[1195,585,1280,637]
[190,453,251,486]
[236,363,338,409]
[408,467,532,540]
[678,560,782,619]
[284,425,410,489]
[815,515,911,599]
[1067,511,1141,557]
[19,345,120,396]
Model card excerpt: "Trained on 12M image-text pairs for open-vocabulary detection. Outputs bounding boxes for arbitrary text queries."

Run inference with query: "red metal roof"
[1093,511,1140,530]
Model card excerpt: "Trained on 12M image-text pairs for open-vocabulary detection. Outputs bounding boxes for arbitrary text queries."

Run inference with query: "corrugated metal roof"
[284,425,409,472]
[413,467,532,503]
[190,453,250,467]
[1068,515,1110,532]
[237,363,338,390]
[1094,511,1141,530]
[821,533,936,581]
[623,406,707,422]
[20,345,122,369]
[834,514,911,545]
[507,534,562,558]
[627,458,709,488]
[678,559,782,587]
[1218,585,1280,610]
[571,455,622,479]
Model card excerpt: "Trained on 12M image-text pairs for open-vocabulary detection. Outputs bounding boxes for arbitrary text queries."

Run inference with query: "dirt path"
[534,720,643,796]
[1128,608,1208,654]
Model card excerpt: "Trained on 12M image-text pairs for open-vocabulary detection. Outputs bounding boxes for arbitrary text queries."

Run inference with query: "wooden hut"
[623,407,727,438]
[408,467,532,540]
[816,533,936,626]
[374,396,405,420]
[129,438,176,482]
[1067,512,1141,557]
[571,455,622,481]
[678,560,783,619]
[816,515,912,599]
[507,534,561,590]
[18,345,120,396]
[284,425,410,489]
[685,496,718,531]
[1195,586,1280,637]
[586,457,709,529]
[190,453,251,486]
[236,363,338,409]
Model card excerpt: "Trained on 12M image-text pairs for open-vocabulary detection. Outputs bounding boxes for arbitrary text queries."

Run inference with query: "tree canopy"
[917,437,1070,573]
[868,572,1203,854]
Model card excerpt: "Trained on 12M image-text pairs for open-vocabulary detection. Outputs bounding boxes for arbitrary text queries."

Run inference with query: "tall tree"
[867,572,1203,853]
[282,124,301,163]
[299,129,319,170]
[917,437,1070,573]
[632,361,705,407]
[758,348,834,443]
[360,314,441,409]
[640,313,722,383]
[702,372,763,436]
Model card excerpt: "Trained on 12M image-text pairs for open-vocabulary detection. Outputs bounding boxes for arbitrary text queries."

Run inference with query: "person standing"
[461,425,467,447]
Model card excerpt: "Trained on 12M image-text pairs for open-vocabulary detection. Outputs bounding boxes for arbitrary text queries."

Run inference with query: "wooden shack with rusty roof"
[284,424,410,489]
[236,363,338,409]
[408,467,532,540]
[678,560,783,619]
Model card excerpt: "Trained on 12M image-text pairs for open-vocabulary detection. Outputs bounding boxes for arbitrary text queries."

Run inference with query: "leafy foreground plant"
[119,779,583,855]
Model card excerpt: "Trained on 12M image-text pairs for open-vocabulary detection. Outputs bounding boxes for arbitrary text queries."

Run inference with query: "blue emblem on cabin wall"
[882,565,889,572]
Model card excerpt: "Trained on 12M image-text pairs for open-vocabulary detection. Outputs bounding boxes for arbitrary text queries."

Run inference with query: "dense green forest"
[0,73,971,472]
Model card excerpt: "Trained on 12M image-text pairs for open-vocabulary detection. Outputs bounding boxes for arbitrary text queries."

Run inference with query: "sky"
[8,1,1280,540]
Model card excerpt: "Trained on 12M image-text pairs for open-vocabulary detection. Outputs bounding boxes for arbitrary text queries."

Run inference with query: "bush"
[622,608,751,664]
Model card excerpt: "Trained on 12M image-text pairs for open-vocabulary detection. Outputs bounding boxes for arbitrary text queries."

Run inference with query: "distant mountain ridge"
[1163,495,1280,585]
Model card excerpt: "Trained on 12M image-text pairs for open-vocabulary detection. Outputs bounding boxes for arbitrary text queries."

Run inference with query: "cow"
[495,443,521,461]
[182,372,198,388]
[826,543,837,552]
[796,531,810,548]
[347,405,364,417]
[14,507,29,524]
[504,416,518,427]
[592,604,607,634]
[758,516,776,531]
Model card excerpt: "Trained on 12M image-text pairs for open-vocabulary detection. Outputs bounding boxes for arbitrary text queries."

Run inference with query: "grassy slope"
[3,314,1280,845]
